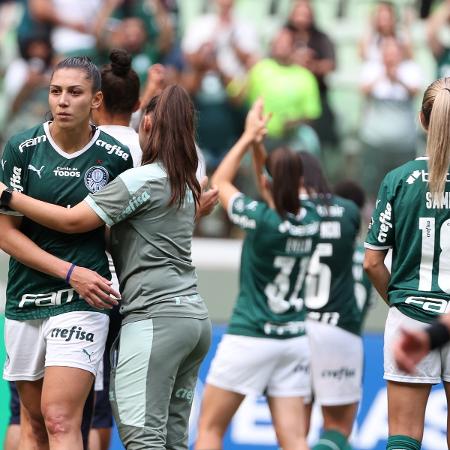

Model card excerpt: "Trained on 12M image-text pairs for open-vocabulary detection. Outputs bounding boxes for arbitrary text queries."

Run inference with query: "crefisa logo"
[84,166,109,193]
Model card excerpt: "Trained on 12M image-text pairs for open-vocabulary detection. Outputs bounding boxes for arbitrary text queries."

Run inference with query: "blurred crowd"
[0,0,449,236]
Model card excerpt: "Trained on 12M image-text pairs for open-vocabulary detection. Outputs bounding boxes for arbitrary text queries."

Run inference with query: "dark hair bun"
[110,48,132,77]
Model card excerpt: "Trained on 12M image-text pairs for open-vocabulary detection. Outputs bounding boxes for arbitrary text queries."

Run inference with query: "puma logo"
[1,159,5,171]
[28,164,45,178]
[81,348,94,362]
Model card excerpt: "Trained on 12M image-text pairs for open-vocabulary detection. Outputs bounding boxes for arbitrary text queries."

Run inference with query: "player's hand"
[244,98,270,143]
[69,266,120,310]
[393,328,430,374]
[197,176,219,218]
[147,64,166,88]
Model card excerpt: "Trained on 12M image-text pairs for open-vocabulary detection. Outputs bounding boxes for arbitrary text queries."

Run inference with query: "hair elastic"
[426,321,450,350]
[65,263,76,284]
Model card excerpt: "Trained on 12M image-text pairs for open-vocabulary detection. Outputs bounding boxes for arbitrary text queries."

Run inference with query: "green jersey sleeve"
[0,141,27,216]
[365,175,395,250]
[228,193,267,233]
[85,169,151,226]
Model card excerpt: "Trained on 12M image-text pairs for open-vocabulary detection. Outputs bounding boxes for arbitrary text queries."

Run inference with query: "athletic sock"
[386,435,421,450]
[312,429,348,450]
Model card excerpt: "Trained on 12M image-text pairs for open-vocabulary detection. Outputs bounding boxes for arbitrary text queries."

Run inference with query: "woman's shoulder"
[5,123,46,150]
[384,157,427,186]
[119,162,167,186]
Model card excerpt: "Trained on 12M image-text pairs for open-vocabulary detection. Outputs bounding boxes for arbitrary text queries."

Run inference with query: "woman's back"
[227,193,320,338]
[304,194,361,334]
[85,162,207,324]
[366,156,450,322]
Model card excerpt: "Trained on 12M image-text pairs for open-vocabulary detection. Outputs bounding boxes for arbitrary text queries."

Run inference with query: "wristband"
[425,321,450,350]
[65,263,76,284]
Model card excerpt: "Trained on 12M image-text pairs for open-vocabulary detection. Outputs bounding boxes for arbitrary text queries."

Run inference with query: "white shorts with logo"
[206,333,311,397]
[3,311,109,386]
[305,319,363,406]
[384,307,450,383]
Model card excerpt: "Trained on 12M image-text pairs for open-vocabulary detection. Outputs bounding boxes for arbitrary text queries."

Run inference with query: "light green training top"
[246,58,322,137]
[85,162,208,325]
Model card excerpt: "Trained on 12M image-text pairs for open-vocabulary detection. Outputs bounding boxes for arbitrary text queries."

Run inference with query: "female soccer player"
[299,153,362,450]
[0,84,212,450]
[364,77,450,450]
[195,101,320,450]
[0,56,132,449]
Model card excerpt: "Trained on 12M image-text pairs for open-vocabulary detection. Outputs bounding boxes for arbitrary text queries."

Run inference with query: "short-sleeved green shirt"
[246,59,321,138]
[226,193,320,339]
[85,162,208,325]
[365,157,450,323]
[304,195,362,335]
[0,122,133,320]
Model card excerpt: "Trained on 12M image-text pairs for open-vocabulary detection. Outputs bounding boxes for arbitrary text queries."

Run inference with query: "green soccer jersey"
[365,157,450,323]
[353,242,373,332]
[0,122,132,321]
[85,162,208,325]
[304,195,362,335]
[226,193,320,339]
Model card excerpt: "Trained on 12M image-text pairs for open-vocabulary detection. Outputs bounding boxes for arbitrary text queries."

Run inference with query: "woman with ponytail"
[195,100,320,450]
[299,152,363,450]
[364,77,450,450]
[0,84,211,450]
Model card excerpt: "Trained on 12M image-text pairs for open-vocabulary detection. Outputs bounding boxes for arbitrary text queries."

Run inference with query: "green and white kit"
[0,122,132,321]
[305,195,362,335]
[226,192,320,339]
[365,157,450,323]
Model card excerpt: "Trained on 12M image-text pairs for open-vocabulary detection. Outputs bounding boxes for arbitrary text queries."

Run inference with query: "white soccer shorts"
[306,319,363,406]
[4,311,109,386]
[206,333,311,397]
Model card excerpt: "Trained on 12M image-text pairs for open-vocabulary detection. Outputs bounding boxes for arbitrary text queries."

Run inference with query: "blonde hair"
[421,78,450,203]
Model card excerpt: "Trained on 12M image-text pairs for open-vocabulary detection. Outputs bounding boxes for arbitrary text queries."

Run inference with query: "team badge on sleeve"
[84,166,109,193]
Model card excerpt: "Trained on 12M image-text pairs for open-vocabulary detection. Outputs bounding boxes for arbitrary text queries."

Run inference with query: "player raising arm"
[195,100,320,450]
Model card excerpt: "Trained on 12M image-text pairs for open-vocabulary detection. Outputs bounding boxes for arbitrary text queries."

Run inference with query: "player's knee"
[197,417,227,438]
[23,414,48,445]
[276,430,308,450]
[42,406,73,437]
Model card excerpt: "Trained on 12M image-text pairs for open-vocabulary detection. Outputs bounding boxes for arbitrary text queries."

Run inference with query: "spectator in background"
[183,0,259,83]
[426,0,450,78]
[95,0,178,82]
[26,0,108,56]
[419,0,437,19]
[1,32,54,145]
[234,27,321,154]
[109,17,157,84]
[359,1,412,62]
[359,37,422,199]
[287,0,338,147]
[181,0,259,171]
